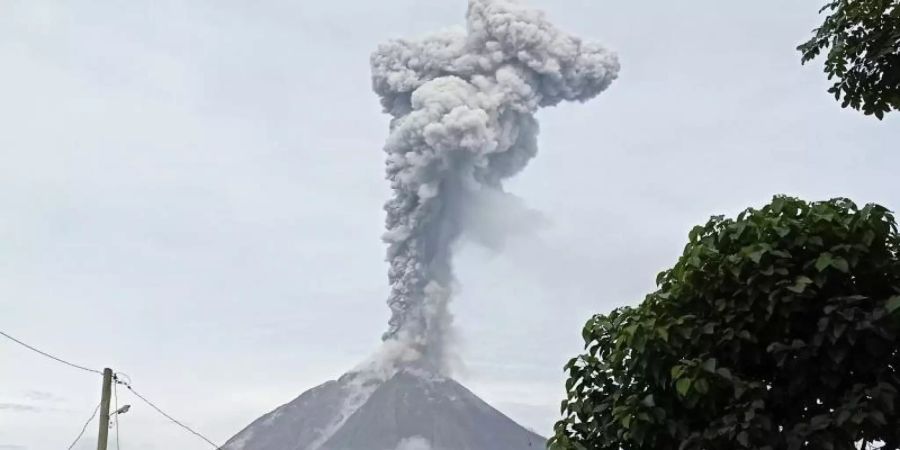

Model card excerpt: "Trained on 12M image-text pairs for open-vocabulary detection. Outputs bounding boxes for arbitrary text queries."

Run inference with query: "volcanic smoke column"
[371,0,619,372]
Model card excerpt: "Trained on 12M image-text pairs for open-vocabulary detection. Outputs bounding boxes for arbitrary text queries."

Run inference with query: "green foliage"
[551,196,900,450]
[798,0,900,119]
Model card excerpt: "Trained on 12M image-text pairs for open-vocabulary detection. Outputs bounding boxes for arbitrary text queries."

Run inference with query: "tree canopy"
[798,0,900,119]
[551,196,900,450]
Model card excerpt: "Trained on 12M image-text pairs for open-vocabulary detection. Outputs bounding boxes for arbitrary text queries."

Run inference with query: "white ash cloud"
[395,436,432,450]
[371,0,619,372]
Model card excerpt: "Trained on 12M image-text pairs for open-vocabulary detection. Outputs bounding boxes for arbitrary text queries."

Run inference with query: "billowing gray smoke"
[371,0,619,373]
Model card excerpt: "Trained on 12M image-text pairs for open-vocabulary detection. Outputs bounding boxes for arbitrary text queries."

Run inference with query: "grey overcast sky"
[1,0,897,448]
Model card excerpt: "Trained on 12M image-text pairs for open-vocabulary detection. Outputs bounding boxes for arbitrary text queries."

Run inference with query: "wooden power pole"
[97,368,113,450]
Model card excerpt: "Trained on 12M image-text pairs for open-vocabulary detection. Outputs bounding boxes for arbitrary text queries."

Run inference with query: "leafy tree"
[551,196,900,450]
[798,0,900,119]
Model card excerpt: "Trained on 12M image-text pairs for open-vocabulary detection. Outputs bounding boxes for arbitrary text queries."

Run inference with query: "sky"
[0,0,897,449]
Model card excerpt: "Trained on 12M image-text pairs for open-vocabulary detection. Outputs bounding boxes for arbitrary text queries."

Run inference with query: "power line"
[115,371,132,386]
[116,377,221,449]
[2,330,221,448]
[0,330,102,375]
[67,402,101,450]
[114,381,121,450]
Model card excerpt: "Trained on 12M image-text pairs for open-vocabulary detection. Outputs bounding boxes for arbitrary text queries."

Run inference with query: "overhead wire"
[0,330,102,375]
[116,376,222,449]
[2,330,221,449]
[114,380,121,450]
[67,402,101,450]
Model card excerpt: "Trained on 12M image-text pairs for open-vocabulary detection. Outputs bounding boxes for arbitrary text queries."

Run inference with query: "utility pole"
[97,368,113,450]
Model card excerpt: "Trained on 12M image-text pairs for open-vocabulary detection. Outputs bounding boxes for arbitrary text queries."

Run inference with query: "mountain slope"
[223,367,545,450]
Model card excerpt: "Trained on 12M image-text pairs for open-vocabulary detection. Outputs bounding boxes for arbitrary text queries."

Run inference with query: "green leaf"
[737,431,749,447]
[815,253,833,271]
[716,367,733,381]
[832,322,847,340]
[676,378,692,397]
[624,324,638,337]
[694,378,709,394]
[688,225,703,242]
[831,257,849,273]
[886,295,900,314]
[771,196,786,214]
[862,229,875,246]
[657,327,669,342]
[787,276,814,293]
[748,249,765,264]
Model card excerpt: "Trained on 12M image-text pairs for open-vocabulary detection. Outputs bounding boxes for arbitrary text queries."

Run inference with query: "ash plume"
[371,0,619,373]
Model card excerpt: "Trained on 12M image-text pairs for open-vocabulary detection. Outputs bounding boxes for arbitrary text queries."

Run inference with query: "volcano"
[222,0,615,447]
[221,365,545,450]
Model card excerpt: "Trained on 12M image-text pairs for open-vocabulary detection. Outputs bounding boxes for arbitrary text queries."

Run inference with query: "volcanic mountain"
[222,365,545,450]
